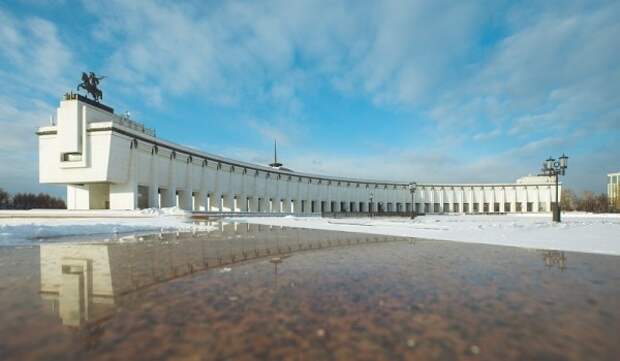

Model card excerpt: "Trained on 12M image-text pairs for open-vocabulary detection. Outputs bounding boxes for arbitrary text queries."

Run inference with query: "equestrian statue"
[77,72,105,102]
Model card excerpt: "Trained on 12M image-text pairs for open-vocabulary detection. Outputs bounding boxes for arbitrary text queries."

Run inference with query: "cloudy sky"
[1,0,618,197]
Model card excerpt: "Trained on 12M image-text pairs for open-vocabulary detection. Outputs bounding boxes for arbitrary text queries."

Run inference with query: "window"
[483,203,489,213]
[137,185,149,209]
[473,203,479,213]
[494,202,500,212]
[453,203,459,212]
[504,203,511,212]
[443,203,449,212]
[516,203,522,212]
[539,203,546,212]
[527,202,533,212]
[434,203,441,213]
[61,153,82,162]
[424,203,430,213]
[463,203,469,213]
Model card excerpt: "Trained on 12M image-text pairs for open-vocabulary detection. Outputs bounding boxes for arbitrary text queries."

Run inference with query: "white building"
[608,172,620,206]
[37,95,560,213]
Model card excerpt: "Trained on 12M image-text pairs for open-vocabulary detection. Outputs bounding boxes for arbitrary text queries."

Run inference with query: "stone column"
[439,187,444,213]
[499,187,504,212]
[178,190,192,211]
[149,147,159,208]
[429,188,434,214]
[162,155,177,208]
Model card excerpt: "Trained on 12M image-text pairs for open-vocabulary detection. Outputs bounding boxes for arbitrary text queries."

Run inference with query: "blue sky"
[0,0,618,197]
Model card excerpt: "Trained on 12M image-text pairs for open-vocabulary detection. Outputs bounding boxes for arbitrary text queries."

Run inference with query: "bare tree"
[2,191,66,210]
[0,188,9,209]
[560,188,577,211]
[594,193,609,213]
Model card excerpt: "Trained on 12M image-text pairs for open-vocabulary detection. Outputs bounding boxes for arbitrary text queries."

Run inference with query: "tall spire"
[269,139,283,168]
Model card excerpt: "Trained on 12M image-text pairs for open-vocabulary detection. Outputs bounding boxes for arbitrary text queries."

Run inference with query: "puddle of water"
[0,222,618,361]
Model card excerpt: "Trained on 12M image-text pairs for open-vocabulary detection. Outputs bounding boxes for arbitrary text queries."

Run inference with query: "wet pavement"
[0,222,618,361]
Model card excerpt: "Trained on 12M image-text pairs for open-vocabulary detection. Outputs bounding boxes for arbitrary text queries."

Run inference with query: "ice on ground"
[231,213,620,256]
[0,207,215,245]
[139,206,191,216]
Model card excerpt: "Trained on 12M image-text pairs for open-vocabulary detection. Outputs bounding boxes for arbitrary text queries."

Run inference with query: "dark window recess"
[61,153,82,162]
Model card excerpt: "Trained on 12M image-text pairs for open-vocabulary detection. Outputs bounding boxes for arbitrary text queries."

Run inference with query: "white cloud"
[83,0,486,110]
[0,0,618,196]
[0,9,73,196]
[245,118,290,145]
[439,1,620,134]
[0,10,73,96]
[473,129,501,141]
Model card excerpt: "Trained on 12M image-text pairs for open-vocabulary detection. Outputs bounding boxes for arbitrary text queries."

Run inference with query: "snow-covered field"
[231,213,620,256]
[2,208,619,255]
[0,207,214,245]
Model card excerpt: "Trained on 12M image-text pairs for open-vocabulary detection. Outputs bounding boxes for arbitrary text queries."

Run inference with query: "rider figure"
[89,72,104,87]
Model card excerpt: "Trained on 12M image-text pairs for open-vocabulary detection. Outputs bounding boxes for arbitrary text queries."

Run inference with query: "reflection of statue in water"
[77,72,106,102]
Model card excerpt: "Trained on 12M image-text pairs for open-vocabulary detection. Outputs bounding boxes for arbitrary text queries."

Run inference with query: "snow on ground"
[231,213,620,256]
[0,207,214,245]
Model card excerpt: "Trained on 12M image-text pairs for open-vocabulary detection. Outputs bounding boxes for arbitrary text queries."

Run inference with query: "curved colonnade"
[37,96,558,213]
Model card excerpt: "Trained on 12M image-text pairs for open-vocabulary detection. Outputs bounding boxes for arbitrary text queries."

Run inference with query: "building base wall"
[67,185,90,210]
[109,182,137,210]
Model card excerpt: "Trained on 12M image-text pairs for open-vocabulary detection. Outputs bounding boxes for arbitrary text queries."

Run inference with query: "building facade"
[608,172,620,207]
[37,96,560,213]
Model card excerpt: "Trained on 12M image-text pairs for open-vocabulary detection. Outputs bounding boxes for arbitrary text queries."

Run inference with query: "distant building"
[608,172,620,206]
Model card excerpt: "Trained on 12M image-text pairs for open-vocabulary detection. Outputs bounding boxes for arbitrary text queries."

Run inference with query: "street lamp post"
[408,182,417,219]
[540,154,568,222]
[369,193,374,218]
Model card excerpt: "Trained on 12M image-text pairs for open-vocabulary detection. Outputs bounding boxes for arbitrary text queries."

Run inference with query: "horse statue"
[77,72,105,102]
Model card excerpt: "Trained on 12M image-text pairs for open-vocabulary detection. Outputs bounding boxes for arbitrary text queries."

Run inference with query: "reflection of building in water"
[542,251,567,270]
[40,223,402,327]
